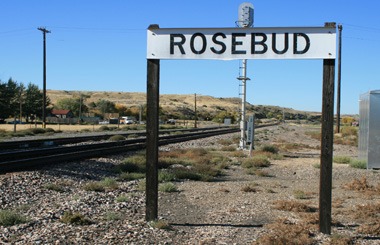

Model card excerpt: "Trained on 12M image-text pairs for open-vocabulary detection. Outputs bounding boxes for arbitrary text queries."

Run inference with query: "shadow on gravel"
[170,223,264,228]
[41,159,117,181]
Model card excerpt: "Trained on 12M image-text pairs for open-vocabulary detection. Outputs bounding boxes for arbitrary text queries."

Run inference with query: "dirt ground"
[158,124,380,244]
[1,122,378,244]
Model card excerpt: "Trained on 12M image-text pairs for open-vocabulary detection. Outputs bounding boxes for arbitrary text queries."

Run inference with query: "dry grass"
[353,202,380,224]
[220,146,237,152]
[148,220,173,230]
[330,234,356,245]
[293,190,314,200]
[254,219,316,245]
[241,182,259,193]
[305,130,321,141]
[358,223,380,236]
[159,148,229,181]
[278,142,318,151]
[273,200,317,213]
[253,169,272,177]
[60,211,92,225]
[343,176,379,193]
[306,126,358,146]
[339,177,380,236]
[217,138,235,146]
[341,203,380,236]
[229,151,247,158]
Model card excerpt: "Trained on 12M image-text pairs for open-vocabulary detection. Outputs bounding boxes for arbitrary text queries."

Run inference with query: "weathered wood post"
[319,22,336,235]
[146,25,160,222]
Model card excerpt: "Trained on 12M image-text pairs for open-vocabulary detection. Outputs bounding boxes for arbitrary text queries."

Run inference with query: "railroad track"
[0,126,226,151]
[0,127,239,173]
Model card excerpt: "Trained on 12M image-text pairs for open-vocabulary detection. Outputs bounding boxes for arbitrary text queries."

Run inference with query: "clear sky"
[1,0,379,114]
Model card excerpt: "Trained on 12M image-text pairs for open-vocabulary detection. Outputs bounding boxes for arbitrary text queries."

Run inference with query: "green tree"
[96,99,117,115]
[0,79,50,122]
[77,94,89,118]
[0,78,20,119]
[55,97,85,117]
[23,83,45,122]
[212,111,236,124]
[15,83,25,121]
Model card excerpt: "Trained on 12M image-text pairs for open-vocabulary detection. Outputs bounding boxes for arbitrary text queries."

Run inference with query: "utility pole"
[38,27,51,128]
[336,24,343,133]
[194,93,197,128]
[79,94,82,124]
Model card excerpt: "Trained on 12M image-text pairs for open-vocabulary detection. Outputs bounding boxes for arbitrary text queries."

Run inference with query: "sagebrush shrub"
[242,155,270,168]
[349,159,367,169]
[159,182,178,192]
[0,210,28,226]
[333,156,352,164]
[109,135,126,141]
[60,211,92,225]
[83,182,105,192]
[100,177,119,190]
[260,144,279,154]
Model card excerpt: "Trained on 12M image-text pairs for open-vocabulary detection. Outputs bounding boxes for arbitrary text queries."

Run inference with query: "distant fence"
[46,117,100,124]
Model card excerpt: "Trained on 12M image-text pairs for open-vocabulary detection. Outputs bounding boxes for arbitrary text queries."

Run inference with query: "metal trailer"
[358,90,380,169]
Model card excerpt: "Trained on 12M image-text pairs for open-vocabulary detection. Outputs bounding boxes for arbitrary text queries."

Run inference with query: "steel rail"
[0,127,239,173]
[0,126,226,151]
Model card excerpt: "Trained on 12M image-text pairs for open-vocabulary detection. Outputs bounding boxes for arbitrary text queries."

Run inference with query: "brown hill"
[46,90,321,121]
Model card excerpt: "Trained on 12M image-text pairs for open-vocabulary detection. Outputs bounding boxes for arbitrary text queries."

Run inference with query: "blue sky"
[1,1,379,114]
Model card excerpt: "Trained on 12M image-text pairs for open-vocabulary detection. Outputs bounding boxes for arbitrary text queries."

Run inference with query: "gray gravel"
[1,125,379,244]
[0,131,236,244]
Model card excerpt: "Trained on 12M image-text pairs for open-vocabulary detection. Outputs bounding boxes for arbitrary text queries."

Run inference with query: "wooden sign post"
[146,23,336,234]
[146,25,160,221]
[319,25,336,232]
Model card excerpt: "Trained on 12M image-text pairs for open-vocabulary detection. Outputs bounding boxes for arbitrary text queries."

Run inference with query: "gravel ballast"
[1,124,379,244]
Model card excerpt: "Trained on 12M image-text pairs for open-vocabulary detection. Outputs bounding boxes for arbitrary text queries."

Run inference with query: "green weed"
[44,183,65,192]
[333,156,352,164]
[0,210,28,226]
[109,135,126,141]
[115,194,129,203]
[158,182,178,192]
[148,220,173,230]
[349,159,367,169]
[60,211,92,225]
[100,177,119,190]
[242,155,270,168]
[118,172,145,181]
[83,182,105,192]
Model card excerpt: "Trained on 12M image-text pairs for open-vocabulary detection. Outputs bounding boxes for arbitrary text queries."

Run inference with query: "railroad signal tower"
[236,2,254,149]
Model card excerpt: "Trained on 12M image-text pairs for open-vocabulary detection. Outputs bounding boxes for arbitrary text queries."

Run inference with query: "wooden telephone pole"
[38,27,51,128]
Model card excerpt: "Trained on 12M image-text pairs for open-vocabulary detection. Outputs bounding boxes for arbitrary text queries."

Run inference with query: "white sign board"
[224,118,232,125]
[147,27,336,60]
[246,115,255,143]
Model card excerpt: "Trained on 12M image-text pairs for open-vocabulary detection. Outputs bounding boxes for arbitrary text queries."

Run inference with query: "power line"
[342,23,380,33]
[0,26,143,37]
[339,23,380,42]
[0,28,35,34]
[0,28,35,37]
[343,36,380,42]
[46,26,143,33]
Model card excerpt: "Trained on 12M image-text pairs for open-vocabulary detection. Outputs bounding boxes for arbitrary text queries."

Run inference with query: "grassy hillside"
[46,90,321,121]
